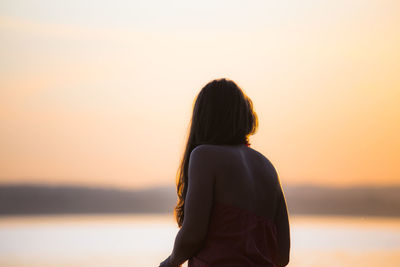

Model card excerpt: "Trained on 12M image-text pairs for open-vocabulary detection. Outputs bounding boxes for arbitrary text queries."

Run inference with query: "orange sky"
[0,1,399,188]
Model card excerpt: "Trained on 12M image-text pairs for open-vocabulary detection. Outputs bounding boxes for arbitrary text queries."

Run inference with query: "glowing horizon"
[1,0,399,188]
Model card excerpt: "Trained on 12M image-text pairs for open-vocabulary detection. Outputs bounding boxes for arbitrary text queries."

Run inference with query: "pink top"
[188,202,279,267]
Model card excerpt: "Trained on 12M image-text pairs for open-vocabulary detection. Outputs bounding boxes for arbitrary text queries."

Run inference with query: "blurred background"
[1,0,399,266]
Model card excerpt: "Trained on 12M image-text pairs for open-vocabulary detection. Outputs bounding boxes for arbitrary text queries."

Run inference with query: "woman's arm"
[275,189,290,266]
[160,145,216,267]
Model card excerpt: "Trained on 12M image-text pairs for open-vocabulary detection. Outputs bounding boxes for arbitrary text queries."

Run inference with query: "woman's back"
[212,144,282,221]
[188,144,289,267]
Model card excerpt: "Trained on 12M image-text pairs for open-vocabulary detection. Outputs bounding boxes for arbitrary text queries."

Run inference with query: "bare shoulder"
[188,145,219,181]
[248,146,266,159]
[189,145,222,166]
[190,144,219,157]
[189,144,238,167]
[250,147,272,162]
[248,147,279,175]
[192,144,274,164]
[190,144,229,157]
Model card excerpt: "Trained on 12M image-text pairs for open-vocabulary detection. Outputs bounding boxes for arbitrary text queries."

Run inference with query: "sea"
[0,214,399,267]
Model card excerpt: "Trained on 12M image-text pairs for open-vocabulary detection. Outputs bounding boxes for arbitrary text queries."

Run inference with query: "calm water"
[0,214,399,267]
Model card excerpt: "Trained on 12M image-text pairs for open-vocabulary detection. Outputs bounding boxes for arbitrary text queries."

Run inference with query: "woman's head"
[174,78,258,227]
[190,78,258,146]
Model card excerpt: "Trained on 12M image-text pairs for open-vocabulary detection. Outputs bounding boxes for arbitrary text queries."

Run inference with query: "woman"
[159,78,290,267]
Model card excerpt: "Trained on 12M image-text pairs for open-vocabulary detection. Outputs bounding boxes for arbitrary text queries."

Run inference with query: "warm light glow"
[0,0,399,188]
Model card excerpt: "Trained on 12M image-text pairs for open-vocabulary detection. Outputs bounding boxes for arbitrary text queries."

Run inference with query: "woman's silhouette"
[159,78,290,267]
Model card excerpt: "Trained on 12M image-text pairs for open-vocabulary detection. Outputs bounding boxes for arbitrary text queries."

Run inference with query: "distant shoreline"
[1,183,400,217]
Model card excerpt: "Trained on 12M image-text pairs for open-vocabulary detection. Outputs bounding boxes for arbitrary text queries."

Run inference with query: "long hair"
[174,78,258,227]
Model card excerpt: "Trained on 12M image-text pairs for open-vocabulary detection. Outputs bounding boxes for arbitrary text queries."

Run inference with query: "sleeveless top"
[188,202,279,267]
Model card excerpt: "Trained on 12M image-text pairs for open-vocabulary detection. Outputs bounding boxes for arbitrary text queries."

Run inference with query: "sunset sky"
[1,0,399,189]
